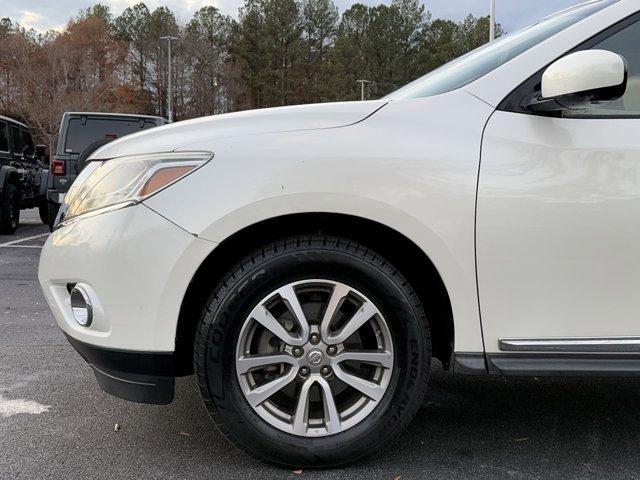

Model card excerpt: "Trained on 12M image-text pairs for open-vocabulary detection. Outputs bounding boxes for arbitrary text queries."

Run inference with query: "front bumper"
[47,190,66,204]
[65,334,176,404]
[38,203,215,403]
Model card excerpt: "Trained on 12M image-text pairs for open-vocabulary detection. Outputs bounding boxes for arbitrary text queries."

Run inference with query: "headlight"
[62,151,212,224]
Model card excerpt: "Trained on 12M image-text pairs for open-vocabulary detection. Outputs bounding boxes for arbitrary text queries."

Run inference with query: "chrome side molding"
[499,337,640,353]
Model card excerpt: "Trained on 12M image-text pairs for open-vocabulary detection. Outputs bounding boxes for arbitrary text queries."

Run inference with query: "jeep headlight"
[62,152,212,224]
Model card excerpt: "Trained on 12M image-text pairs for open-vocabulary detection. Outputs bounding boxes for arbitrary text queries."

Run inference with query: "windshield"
[385,0,618,100]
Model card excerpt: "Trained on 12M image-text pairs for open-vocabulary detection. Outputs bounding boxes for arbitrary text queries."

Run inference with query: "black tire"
[0,184,20,234]
[47,201,60,232]
[194,235,431,468]
[38,197,49,225]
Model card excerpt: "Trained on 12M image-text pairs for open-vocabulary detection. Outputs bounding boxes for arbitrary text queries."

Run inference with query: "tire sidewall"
[196,243,430,467]
[38,198,49,225]
[47,201,60,232]
[0,184,20,234]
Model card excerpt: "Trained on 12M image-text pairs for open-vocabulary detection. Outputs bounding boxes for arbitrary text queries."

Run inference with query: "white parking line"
[0,233,49,247]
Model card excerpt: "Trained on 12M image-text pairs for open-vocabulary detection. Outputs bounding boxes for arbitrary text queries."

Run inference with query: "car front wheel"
[194,235,431,467]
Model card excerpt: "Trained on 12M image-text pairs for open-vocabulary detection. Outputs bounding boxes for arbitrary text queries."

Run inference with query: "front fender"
[0,165,18,196]
[144,91,493,353]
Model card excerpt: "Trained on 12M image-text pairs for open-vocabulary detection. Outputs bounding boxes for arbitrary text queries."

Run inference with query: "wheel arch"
[0,165,20,193]
[174,212,455,375]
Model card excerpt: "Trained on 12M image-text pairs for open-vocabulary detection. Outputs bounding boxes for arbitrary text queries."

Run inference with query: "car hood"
[92,100,387,160]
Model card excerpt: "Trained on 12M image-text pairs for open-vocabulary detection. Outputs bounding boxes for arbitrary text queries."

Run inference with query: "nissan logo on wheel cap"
[307,349,324,365]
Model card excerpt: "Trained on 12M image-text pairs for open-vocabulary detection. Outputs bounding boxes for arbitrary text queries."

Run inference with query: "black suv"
[0,115,49,234]
[46,112,165,227]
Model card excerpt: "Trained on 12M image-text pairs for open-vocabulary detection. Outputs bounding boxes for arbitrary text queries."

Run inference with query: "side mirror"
[22,145,35,158]
[527,50,627,112]
[35,144,47,161]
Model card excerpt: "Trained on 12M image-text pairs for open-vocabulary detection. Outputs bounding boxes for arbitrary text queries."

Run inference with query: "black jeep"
[0,115,49,234]
[46,112,165,228]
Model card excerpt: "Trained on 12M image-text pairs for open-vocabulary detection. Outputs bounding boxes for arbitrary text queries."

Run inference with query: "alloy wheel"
[235,279,394,437]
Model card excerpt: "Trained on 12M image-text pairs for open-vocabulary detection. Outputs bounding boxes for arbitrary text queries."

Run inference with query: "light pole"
[489,0,496,41]
[160,35,179,123]
[356,79,371,101]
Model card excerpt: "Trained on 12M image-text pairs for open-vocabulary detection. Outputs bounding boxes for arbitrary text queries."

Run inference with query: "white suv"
[39,0,640,467]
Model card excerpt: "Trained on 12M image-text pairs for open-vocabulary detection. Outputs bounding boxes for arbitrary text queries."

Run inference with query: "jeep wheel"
[0,184,20,234]
[38,198,49,225]
[47,201,60,232]
[194,235,431,467]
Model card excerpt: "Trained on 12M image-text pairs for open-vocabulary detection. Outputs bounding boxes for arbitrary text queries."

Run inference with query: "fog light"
[70,286,93,327]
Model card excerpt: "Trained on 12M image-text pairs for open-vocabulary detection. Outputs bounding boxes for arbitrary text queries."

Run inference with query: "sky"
[0,0,584,33]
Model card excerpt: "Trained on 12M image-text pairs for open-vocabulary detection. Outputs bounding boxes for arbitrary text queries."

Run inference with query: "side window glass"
[9,125,22,156]
[20,128,35,161]
[566,20,640,117]
[0,122,9,153]
[21,128,34,149]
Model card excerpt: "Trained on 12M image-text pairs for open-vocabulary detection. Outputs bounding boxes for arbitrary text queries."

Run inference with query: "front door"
[477,17,640,358]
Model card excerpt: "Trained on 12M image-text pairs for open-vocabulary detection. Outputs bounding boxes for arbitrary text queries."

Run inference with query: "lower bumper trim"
[65,333,176,405]
[91,365,174,405]
[47,191,65,204]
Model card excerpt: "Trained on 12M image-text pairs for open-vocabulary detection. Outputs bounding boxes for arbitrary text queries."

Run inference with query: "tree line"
[0,0,501,149]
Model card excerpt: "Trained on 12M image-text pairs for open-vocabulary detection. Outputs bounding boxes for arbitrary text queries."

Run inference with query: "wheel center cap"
[306,349,324,365]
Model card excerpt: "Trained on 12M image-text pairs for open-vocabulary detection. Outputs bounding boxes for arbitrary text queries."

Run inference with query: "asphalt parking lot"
[1,210,640,479]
